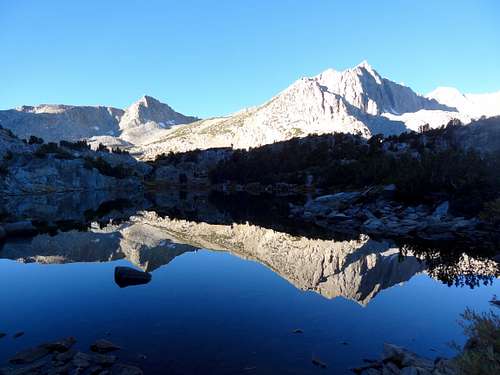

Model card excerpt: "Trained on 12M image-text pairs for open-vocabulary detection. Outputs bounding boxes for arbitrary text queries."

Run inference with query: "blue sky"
[1,0,499,117]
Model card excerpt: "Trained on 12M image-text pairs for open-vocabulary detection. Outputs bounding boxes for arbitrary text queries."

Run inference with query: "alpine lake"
[0,190,498,375]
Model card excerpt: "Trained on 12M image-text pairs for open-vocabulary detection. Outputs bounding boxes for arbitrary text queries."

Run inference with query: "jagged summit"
[356,60,372,69]
[354,60,382,81]
[135,95,165,107]
[314,62,451,116]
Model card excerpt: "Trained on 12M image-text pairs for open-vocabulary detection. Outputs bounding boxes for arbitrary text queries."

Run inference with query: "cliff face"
[0,105,124,142]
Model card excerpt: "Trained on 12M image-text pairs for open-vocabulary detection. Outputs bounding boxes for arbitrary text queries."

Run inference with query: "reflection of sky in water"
[0,249,498,375]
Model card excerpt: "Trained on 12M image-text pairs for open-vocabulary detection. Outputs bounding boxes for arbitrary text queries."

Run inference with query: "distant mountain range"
[1,62,499,158]
[0,95,197,144]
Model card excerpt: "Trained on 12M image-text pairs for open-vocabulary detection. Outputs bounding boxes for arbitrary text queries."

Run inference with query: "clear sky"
[1,0,499,118]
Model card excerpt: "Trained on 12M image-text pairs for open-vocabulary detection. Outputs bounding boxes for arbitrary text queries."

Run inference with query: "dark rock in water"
[7,337,75,365]
[354,343,457,374]
[88,366,104,375]
[13,332,24,339]
[311,357,327,368]
[0,359,49,375]
[54,349,77,363]
[90,353,116,366]
[45,336,77,352]
[90,339,121,354]
[9,345,51,364]
[381,184,397,199]
[0,332,6,339]
[72,352,92,368]
[4,221,37,237]
[112,364,143,375]
[114,266,151,288]
[292,329,303,334]
[432,201,449,220]
[47,362,73,375]
[383,343,434,369]
[0,226,5,241]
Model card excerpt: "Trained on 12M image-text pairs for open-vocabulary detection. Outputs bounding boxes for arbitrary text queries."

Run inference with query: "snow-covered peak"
[427,87,466,107]
[427,87,500,118]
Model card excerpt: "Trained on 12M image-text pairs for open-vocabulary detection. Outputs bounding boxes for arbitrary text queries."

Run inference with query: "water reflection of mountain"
[0,221,197,272]
[2,210,498,305]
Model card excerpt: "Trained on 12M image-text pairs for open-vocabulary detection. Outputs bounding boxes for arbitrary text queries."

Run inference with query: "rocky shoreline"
[351,343,457,375]
[0,337,143,375]
[288,185,500,244]
[1,337,457,375]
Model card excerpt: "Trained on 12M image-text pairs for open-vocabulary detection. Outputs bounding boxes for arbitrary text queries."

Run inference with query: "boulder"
[54,349,77,363]
[114,266,152,288]
[72,352,91,368]
[90,339,121,354]
[381,184,397,199]
[327,213,352,222]
[314,191,361,209]
[44,336,76,352]
[112,364,143,375]
[0,359,49,375]
[383,344,434,369]
[432,201,449,220]
[9,337,77,364]
[9,346,51,364]
[363,218,384,231]
[90,353,116,366]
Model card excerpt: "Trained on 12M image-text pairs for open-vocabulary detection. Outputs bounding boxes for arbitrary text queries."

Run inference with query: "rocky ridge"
[0,126,149,196]
[136,62,492,158]
[0,96,197,145]
[1,62,498,160]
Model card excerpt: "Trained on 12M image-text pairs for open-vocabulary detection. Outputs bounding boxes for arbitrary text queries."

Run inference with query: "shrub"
[34,143,74,159]
[83,157,133,179]
[97,143,110,153]
[479,199,500,224]
[455,305,500,375]
[28,135,44,145]
[60,140,90,151]
[111,147,129,155]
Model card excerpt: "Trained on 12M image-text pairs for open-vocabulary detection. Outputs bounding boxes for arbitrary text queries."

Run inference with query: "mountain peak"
[136,95,162,108]
[353,60,381,81]
[118,95,197,136]
[356,60,372,70]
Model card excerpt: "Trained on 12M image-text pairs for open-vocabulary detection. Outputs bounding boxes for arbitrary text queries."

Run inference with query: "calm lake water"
[0,191,499,374]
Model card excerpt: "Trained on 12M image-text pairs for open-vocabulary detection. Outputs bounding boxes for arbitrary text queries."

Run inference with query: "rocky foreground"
[0,337,456,375]
[0,337,142,375]
[351,343,456,375]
